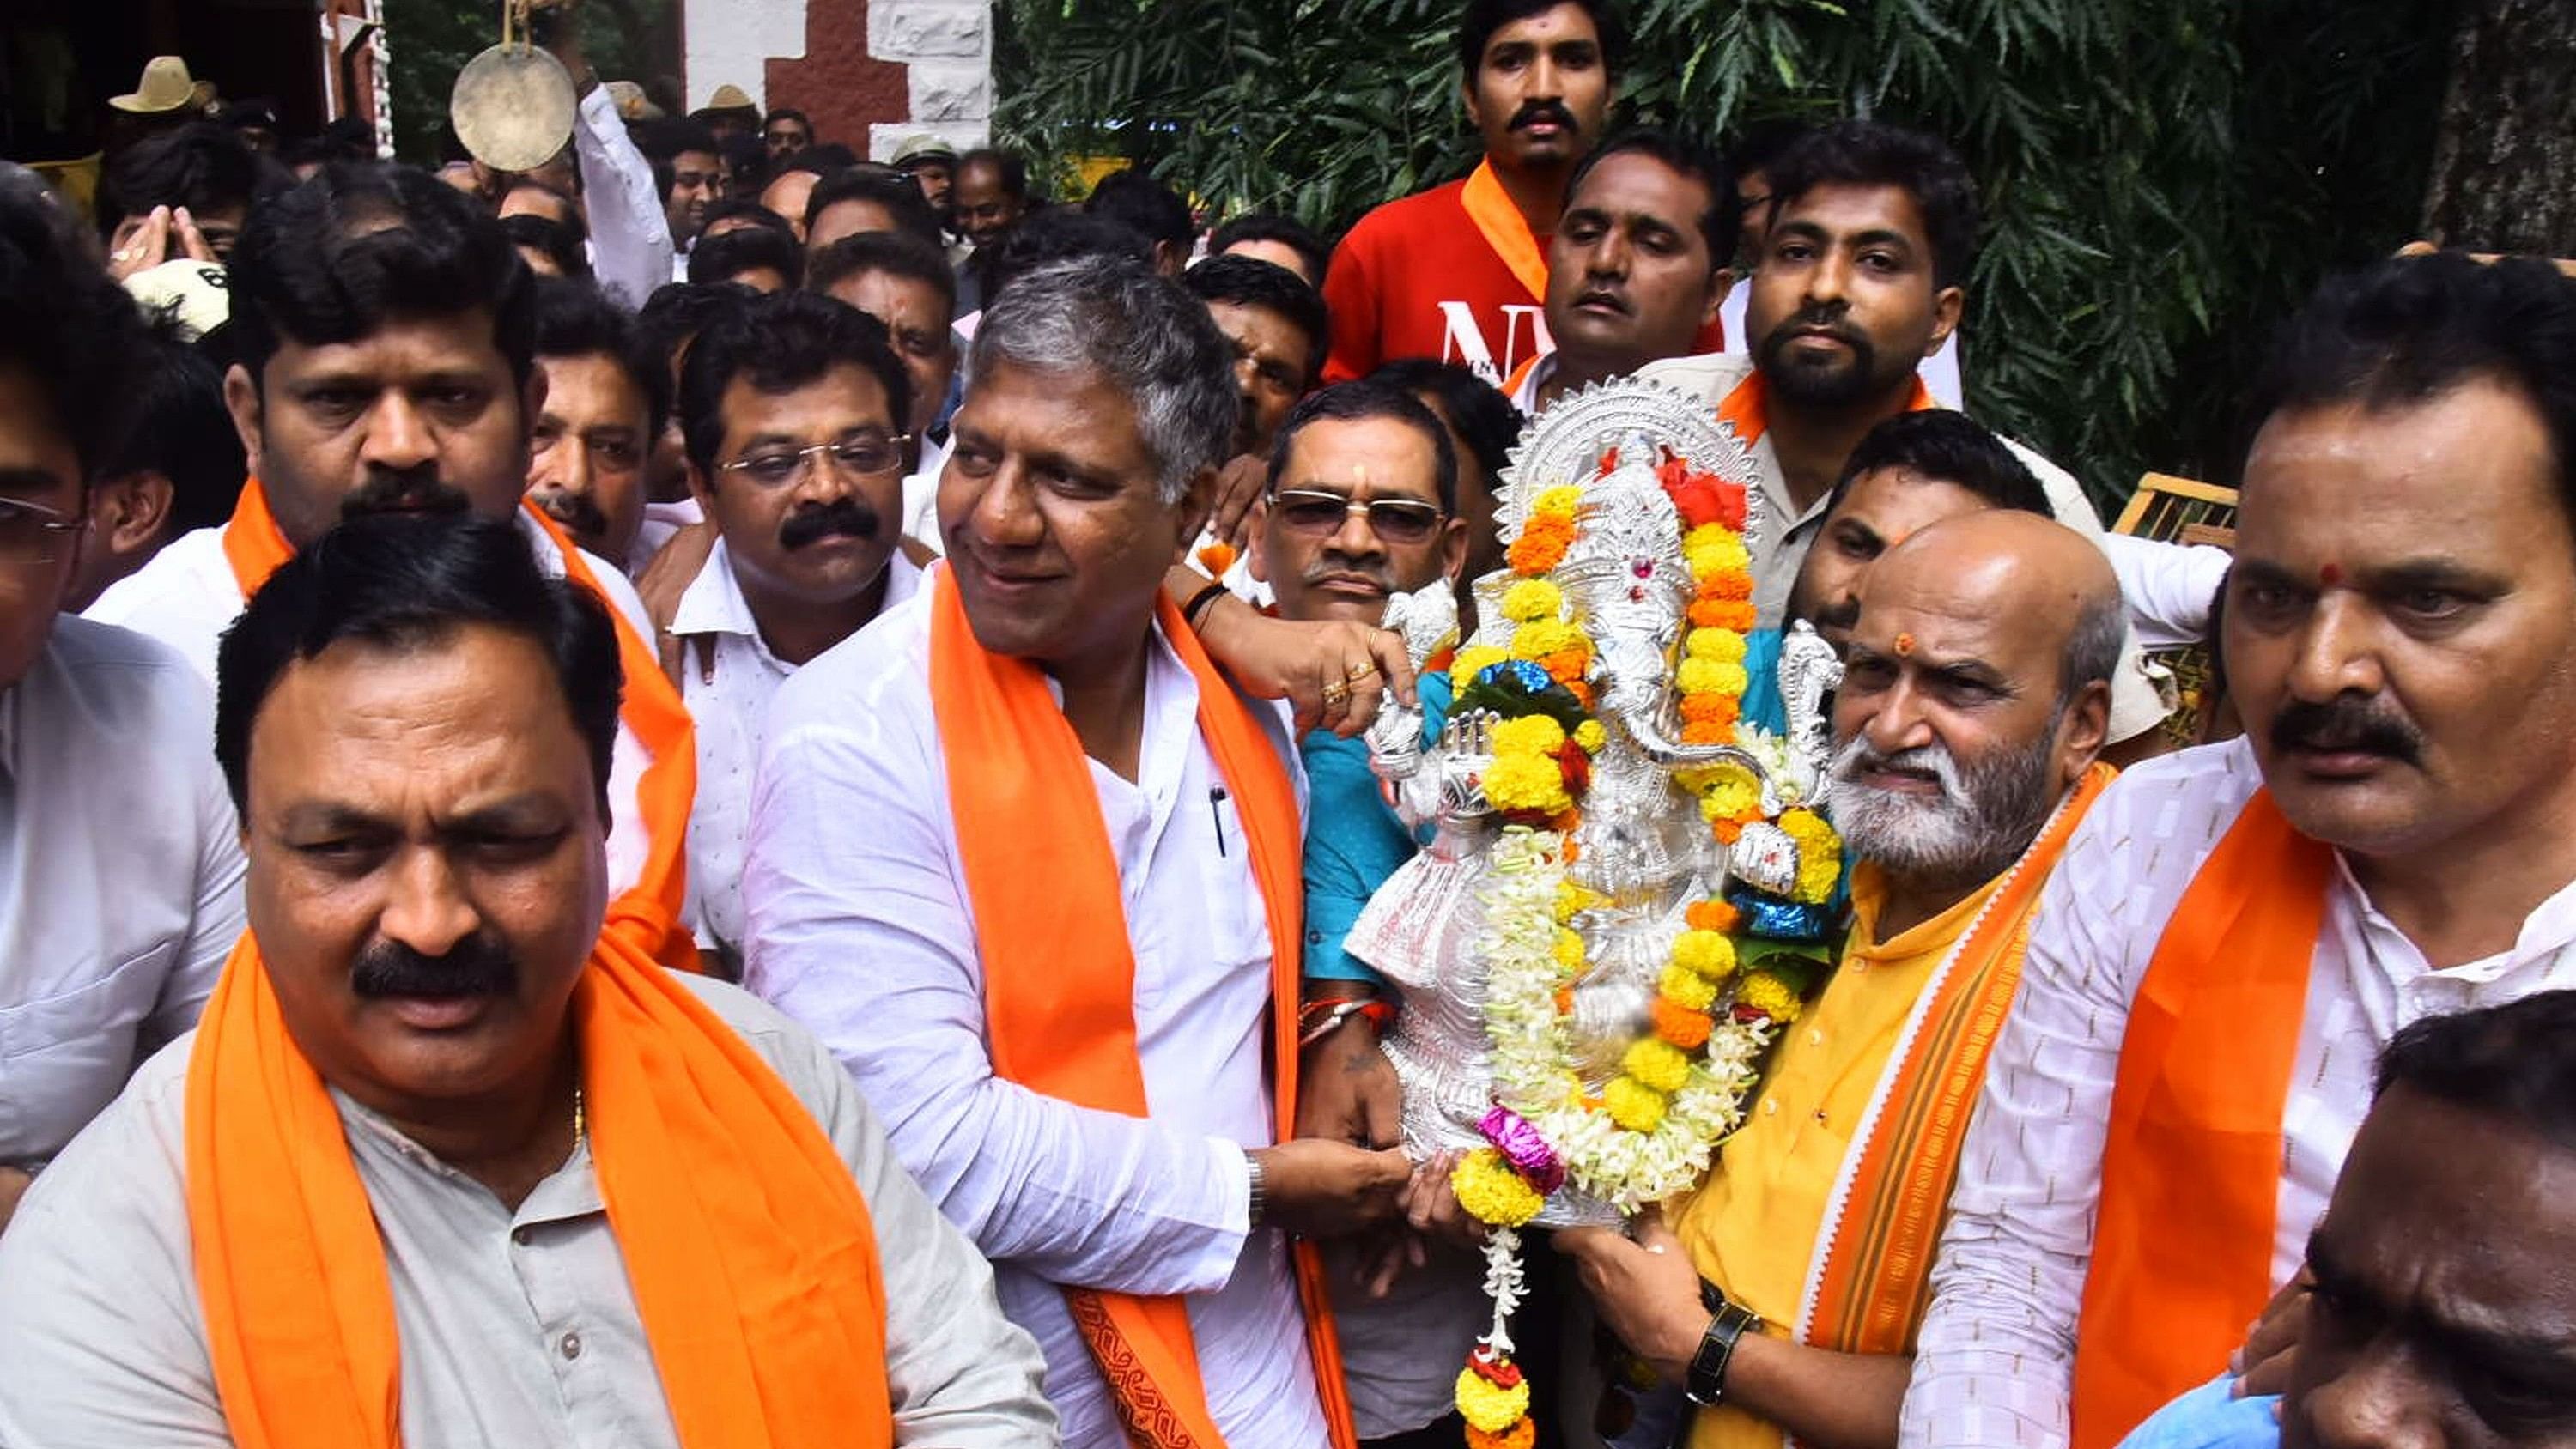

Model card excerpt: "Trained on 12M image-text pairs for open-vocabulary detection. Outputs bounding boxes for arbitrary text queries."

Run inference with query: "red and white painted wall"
[681,0,991,161]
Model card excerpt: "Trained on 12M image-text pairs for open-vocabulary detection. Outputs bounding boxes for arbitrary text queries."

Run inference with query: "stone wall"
[681,0,992,161]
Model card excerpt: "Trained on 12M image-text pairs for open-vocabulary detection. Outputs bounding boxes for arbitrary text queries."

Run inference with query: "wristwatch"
[1684,1278,1763,1408]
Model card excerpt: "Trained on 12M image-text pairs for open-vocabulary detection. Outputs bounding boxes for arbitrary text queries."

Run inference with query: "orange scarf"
[1800,763,2114,1356]
[927,570,1357,1449]
[1460,159,1549,306]
[221,482,702,973]
[1714,370,1936,450]
[183,930,893,1448]
[2069,788,2332,1448]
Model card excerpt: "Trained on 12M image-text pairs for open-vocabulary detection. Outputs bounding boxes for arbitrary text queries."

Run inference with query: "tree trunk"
[2419,0,2576,257]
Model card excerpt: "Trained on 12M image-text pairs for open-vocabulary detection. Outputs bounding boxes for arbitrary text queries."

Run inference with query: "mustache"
[1762,305,1873,355]
[1830,737,1968,806]
[2270,695,2424,765]
[777,495,882,550]
[531,487,607,541]
[350,933,519,1000]
[342,469,474,522]
[1809,593,1861,634]
[1509,100,1578,134]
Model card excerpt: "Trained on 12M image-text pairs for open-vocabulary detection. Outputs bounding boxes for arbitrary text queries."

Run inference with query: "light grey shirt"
[0,615,243,1167]
[0,973,1060,1448]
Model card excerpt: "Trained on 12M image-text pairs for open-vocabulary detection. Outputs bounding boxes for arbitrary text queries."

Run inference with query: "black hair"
[1564,127,1738,273]
[1084,168,1194,259]
[213,512,623,816]
[1182,254,1330,386]
[698,199,794,239]
[1725,118,1813,186]
[763,108,812,133]
[227,162,537,390]
[956,148,1030,200]
[533,276,672,439]
[803,165,945,250]
[2248,252,2576,529]
[100,327,240,530]
[501,179,586,235]
[1210,212,1330,286]
[680,289,913,477]
[688,222,805,290]
[797,143,860,175]
[501,213,592,282]
[1267,380,1461,514]
[634,118,723,198]
[1762,120,1979,289]
[1456,0,1625,77]
[1822,409,2051,518]
[0,189,150,481]
[636,280,757,371]
[2376,990,2576,1153]
[96,122,287,236]
[981,209,1151,307]
[720,134,770,196]
[808,230,957,317]
[1365,358,1523,491]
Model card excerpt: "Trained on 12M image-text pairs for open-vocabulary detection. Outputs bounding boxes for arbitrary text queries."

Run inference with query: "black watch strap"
[1684,1280,1764,1407]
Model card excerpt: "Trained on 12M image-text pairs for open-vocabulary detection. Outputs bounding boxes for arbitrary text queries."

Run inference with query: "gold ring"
[1345,659,1378,683]
[1321,680,1352,707]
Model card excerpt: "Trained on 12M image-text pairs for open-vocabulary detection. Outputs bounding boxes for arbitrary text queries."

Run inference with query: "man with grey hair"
[743,255,1411,1449]
[1559,510,2121,1449]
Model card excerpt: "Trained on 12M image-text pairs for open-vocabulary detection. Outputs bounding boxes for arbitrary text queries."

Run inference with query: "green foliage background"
[995,0,2455,505]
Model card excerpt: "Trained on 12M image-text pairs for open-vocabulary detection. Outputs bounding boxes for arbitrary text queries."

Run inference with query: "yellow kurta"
[1671,863,2005,1449]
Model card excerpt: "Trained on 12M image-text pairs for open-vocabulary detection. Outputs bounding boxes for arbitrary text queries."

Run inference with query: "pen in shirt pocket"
[1209,786,1229,856]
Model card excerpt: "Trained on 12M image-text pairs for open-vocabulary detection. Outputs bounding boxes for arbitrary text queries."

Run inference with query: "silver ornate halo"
[1495,375,1767,564]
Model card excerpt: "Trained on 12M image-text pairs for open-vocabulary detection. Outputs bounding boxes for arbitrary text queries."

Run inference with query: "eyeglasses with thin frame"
[1269,488,1446,546]
[718,432,912,489]
[0,496,87,567]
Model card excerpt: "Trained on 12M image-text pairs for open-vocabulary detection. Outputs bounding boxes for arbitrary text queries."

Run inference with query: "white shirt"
[1717,284,1965,409]
[1508,351,1558,416]
[572,84,676,311]
[0,616,245,1167]
[1635,352,2176,742]
[2100,532,2233,651]
[672,539,920,955]
[742,588,1329,1449]
[86,517,663,910]
[1899,738,2576,1449]
[0,974,1057,1447]
[900,429,957,556]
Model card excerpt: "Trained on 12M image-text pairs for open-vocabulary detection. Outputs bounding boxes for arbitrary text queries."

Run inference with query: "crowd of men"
[1,1,2573,1447]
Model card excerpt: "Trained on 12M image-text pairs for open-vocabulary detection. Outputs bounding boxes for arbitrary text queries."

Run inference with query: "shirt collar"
[671,540,927,654]
[1845,857,2011,960]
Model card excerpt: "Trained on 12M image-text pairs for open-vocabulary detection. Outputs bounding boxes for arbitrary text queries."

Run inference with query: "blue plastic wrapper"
[1728,890,1830,943]
[1478,659,1557,694]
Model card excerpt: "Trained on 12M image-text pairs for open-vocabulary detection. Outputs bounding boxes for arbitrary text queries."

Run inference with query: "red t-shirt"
[1321,179,1553,387]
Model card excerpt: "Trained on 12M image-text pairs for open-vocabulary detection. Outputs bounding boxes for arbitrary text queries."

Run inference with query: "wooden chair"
[2113,473,2241,747]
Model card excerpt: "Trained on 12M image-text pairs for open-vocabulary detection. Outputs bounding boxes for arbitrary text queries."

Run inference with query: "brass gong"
[449,0,576,173]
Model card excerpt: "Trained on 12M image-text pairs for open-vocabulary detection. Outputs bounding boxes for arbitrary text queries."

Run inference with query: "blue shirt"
[1741,627,1786,737]
[1300,672,1452,985]
[2117,1374,2282,1449]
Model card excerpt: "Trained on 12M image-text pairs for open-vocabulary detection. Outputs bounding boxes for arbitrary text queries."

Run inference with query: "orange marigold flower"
[1554,986,1575,1016]
[1686,899,1742,933]
[1712,817,1747,846]
[1700,568,1753,602]
[1679,694,1735,724]
[1681,720,1731,745]
[1689,598,1758,630]
[1651,994,1714,1050]
[1540,647,1591,686]
[1508,519,1573,576]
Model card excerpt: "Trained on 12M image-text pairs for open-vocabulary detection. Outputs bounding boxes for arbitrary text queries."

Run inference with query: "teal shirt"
[1299,671,1452,985]
[1741,626,1786,737]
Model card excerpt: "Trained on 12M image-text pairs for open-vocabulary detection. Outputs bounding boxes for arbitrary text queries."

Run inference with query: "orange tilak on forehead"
[1893,632,1917,656]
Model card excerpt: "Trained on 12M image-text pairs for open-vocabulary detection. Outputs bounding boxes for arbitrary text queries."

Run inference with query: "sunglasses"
[1270,488,1445,545]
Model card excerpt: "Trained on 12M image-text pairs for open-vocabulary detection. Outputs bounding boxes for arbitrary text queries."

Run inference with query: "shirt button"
[1807,1028,1824,1047]
[1307,931,1323,944]
[1762,1097,1777,1116]
[1814,1108,1830,1125]
[512,1228,532,1246]
[560,1331,583,1361]
[1850,961,1868,974]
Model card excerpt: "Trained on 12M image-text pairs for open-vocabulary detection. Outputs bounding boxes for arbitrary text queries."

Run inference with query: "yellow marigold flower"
[1510,619,1583,661]
[1450,644,1508,689]
[1553,879,1601,924]
[1484,754,1572,815]
[1604,1076,1668,1132]
[1686,627,1748,663]
[1670,928,1737,982]
[1450,1147,1546,1228]
[1491,714,1567,758]
[1659,963,1717,1012]
[1500,579,1564,624]
[1532,485,1583,520]
[1698,769,1761,822]
[1780,808,1832,843]
[1675,657,1729,699]
[1572,719,1607,754]
[1455,1366,1534,1434]
[1735,971,1803,1024]
[1623,1038,1692,1094]
[1552,927,1586,976]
